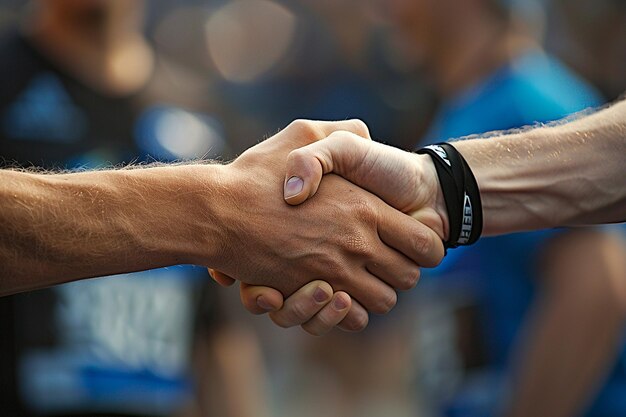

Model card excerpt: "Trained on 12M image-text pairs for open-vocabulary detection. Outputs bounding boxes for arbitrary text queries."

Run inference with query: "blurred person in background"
[205,2,430,416]
[200,3,433,415]
[380,0,626,416]
[202,0,434,154]
[289,3,423,417]
[0,1,269,417]
[242,0,626,415]
[545,0,626,102]
[199,1,626,416]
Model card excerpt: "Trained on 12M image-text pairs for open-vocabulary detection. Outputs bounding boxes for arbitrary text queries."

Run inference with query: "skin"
[13,2,624,415]
[241,98,626,334]
[239,33,626,417]
[9,4,270,417]
[0,119,444,332]
[233,0,530,333]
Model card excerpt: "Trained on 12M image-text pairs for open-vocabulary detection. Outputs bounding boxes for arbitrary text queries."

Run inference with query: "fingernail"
[313,287,330,303]
[257,296,273,311]
[284,176,304,199]
[333,295,348,310]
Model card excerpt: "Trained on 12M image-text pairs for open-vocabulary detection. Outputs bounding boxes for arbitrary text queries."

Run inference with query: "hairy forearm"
[0,164,226,296]
[454,99,626,235]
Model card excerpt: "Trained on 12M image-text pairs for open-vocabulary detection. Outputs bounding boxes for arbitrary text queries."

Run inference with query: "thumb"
[283,131,370,205]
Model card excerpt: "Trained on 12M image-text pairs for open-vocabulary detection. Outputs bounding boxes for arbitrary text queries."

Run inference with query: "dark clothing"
[0,30,220,417]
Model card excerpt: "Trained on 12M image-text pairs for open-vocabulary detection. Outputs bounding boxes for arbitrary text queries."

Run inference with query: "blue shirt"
[420,50,626,417]
[425,50,602,364]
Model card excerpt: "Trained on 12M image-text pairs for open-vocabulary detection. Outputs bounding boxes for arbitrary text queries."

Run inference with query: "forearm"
[454,100,626,235]
[0,164,226,296]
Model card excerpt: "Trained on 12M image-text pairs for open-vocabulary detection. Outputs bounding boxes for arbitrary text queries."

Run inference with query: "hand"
[282,130,448,238]
[211,120,444,320]
[209,269,366,334]
[238,130,449,334]
[239,280,359,335]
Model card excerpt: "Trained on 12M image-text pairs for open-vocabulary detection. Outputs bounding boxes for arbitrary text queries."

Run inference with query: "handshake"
[207,119,450,335]
[210,99,626,334]
[4,101,621,324]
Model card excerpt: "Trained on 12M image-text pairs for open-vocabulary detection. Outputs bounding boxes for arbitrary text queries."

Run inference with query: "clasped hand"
[210,119,447,334]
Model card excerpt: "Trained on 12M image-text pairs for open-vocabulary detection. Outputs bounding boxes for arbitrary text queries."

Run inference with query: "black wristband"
[416,143,483,250]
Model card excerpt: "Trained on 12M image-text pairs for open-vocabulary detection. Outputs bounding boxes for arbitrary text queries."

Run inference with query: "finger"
[376,204,445,268]
[338,268,398,315]
[208,268,236,287]
[366,245,421,291]
[286,118,372,142]
[338,299,369,332]
[269,281,333,328]
[316,119,372,140]
[301,291,351,336]
[284,131,372,205]
[239,283,285,315]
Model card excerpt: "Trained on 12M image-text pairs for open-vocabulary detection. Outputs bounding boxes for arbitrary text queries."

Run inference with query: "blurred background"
[0,1,625,417]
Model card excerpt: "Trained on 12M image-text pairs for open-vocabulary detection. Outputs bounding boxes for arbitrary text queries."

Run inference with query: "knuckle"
[321,205,378,261]
[332,132,363,152]
[350,198,377,225]
[409,228,434,260]
[289,148,317,174]
[347,119,370,138]
[353,314,369,331]
[317,310,339,329]
[287,119,320,140]
[321,254,347,280]
[327,130,354,144]
[371,290,397,314]
[288,147,307,161]
[289,300,313,324]
[287,119,310,131]
[398,268,421,291]
[430,242,445,267]
[342,312,369,332]
[344,232,375,258]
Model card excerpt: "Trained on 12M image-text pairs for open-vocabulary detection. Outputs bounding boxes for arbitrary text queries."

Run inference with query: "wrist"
[422,154,450,241]
[413,143,483,247]
[175,163,234,268]
[116,163,233,268]
[410,153,450,241]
